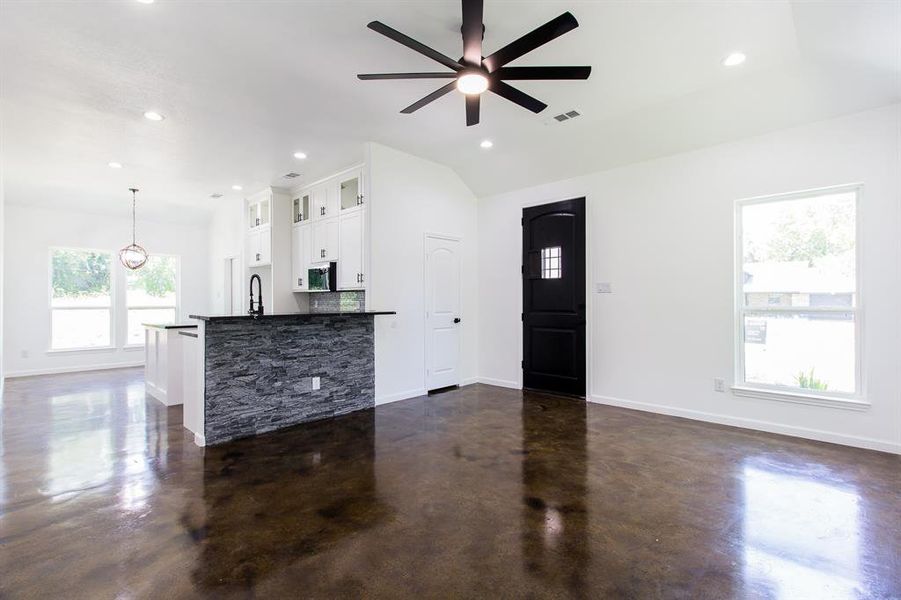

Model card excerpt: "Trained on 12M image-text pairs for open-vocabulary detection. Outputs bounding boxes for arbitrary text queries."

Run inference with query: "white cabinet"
[247,225,271,266]
[312,184,338,220]
[291,223,311,291]
[248,195,271,229]
[338,170,364,212]
[338,209,365,289]
[311,218,338,263]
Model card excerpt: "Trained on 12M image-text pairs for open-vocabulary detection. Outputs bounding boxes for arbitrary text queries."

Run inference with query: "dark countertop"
[189,311,396,322]
[143,323,199,329]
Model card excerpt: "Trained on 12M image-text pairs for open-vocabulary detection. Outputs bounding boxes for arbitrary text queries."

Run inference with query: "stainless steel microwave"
[308,262,337,292]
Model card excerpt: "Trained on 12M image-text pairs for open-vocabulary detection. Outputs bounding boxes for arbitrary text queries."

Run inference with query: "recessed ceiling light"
[293,152,307,160]
[457,72,489,95]
[722,52,746,67]
[232,184,243,191]
[136,0,155,4]
[143,110,164,121]
[108,161,123,169]
[480,140,493,149]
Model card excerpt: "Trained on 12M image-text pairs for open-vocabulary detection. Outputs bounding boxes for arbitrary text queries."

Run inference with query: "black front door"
[522,198,586,396]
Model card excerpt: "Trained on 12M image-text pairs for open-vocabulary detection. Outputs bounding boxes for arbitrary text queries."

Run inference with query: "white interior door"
[425,235,462,391]
[227,257,242,315]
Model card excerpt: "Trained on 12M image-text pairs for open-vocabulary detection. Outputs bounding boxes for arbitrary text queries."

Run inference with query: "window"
[736,185,860,400]
[126,255,179,345]
[50,248,113,350]
[541,246,562,279]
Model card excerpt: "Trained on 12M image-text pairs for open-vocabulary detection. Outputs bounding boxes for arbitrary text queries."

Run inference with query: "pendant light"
[119,188,149,270]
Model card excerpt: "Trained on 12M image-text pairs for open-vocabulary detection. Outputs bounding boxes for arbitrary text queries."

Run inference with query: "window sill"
[731,386,869,411]
[123,345,145,351]
[47,346,116,355]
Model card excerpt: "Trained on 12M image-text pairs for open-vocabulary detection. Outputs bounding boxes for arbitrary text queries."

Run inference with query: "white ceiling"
[1,1,898,223]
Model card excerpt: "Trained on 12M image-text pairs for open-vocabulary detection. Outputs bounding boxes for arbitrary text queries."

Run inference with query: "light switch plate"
[312,376,321,390]
[596,282,613,294]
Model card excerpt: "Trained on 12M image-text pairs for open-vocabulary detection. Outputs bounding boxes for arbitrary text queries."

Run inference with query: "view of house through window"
[50,248,113,350]
[126,255,179,345]
[737,187,858,396]
[50,249,179,350]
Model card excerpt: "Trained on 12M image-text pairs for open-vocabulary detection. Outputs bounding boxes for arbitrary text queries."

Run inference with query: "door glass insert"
[340,176,360,210]
[541,246,562,279]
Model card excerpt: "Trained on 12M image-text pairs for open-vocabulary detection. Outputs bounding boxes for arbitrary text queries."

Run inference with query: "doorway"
[522,198,586,397]
[424,234,462,391]
[224,256,243,316]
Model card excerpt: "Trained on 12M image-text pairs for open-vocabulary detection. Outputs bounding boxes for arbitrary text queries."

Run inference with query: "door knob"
[453,317,461,324]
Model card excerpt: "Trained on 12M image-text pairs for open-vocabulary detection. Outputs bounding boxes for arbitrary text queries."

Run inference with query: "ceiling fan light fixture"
[456,72,489,95]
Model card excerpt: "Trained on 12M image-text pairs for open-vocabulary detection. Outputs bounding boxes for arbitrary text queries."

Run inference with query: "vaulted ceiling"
[1,1,898,222]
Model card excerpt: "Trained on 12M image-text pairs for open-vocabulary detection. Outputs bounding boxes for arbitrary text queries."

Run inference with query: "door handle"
[453,318,461,324]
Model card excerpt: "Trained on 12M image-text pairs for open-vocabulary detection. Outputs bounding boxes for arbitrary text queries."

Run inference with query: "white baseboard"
[5,361,145,379]
[477,376,521,390]
[461,377,478,386]
[145,382,181,406]
[376,387,426,406]
[589,394,900,455]
[194,433,206,447]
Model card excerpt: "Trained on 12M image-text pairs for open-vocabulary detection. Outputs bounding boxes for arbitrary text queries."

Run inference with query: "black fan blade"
[368,21,463,72]
[358,72,457,80]
[465,94,480,126]
[400,81,457,113]
[489,80,547,113]
[494,66,591,80]
[482,12,579,72]
[461,0,484,67]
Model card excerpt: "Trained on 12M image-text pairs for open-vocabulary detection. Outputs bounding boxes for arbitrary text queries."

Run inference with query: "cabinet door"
[339,170,363,211]
[259,226,271,265]
[313,184,337,220]
[292,224,310,290]
[247,230,261,265]
[338,210,364,289]
[312,219,339,263]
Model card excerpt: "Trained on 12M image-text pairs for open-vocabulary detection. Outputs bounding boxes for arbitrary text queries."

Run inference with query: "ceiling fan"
[357,0,591,126]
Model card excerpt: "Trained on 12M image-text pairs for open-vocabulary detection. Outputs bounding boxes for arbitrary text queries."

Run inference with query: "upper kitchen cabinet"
[292,191,311,224]
[338,169,364,212]
[312,184,338,219]
[247,191,271,230]
[337,209,365,289]
[291,222,311,291]
[247,225,271,267]
[311,218,338,263]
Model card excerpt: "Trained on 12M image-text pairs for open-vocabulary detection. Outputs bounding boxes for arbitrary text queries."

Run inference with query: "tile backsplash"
[309,291,365,313]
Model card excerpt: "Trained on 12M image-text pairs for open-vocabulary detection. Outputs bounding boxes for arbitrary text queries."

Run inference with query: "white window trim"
[733,183,866,408]
[48,246,116,353]
[48,248,181,353]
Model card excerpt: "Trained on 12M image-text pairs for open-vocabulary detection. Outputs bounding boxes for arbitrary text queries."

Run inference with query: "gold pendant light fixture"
[119,187,148,270]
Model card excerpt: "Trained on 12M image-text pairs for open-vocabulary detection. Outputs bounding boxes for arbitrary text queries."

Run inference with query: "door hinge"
[520,217,524,226]
[521,360,524,369]
[520,313,524,321]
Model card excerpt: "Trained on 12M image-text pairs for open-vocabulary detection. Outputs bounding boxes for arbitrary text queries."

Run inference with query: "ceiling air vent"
[283,172,302,179]
[210,193,223,199]
[551,109,582,123]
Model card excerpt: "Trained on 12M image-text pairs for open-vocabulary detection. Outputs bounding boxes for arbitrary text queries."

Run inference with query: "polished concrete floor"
[0,368,898,599]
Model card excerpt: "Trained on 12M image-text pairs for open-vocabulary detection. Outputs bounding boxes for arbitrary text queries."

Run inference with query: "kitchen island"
[185,311,394,446]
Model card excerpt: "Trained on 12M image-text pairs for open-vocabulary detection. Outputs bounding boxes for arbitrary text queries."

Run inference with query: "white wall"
[368,142,479,404]
[3,204,210,376]
[478,104,901,453]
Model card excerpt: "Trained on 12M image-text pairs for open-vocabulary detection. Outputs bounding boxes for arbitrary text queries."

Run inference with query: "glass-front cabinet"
[339,170,363,211]
[293,192,311,224]
[247,194,271,229]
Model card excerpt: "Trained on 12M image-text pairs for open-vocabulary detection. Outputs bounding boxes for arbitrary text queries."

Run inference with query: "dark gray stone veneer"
[200,314,383,445]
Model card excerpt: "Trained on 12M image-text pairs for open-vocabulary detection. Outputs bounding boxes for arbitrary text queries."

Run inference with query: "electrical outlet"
[20,350,29,359]
[312,376,321,391]
[714,378,726,393]
[596,282,613,294]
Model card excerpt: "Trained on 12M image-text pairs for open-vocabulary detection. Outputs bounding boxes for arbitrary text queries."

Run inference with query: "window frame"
[123,254,182,349]
[47,248,182,353]
[732,183,867,409]
[47,246,116,353]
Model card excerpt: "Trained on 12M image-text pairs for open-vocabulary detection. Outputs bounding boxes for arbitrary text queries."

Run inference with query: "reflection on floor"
[0,368,898,598]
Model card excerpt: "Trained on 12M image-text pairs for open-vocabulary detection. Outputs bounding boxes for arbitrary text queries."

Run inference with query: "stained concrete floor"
[0,368,898,599]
